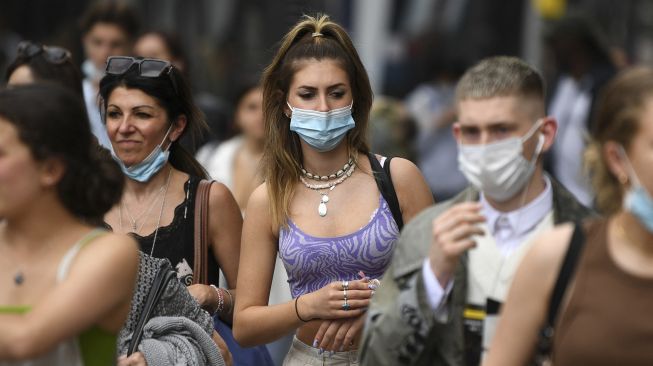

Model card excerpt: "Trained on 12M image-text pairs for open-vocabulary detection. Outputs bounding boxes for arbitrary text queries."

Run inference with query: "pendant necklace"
[3,241,53,286]
[120,178,168,233]
[119,168,172,256]
[300,161,356,217]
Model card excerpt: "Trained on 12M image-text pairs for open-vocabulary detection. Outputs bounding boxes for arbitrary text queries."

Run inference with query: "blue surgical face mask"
[111,125,173,183]
[619,146,653,232]
[287,101,355,152]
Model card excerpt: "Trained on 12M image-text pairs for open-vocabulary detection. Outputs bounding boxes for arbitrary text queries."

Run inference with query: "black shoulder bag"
[533,222,586,365]
[127,265,178,356]
[367,153,403,230]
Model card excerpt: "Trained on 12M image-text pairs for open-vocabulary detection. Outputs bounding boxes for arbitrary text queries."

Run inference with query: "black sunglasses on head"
[105,56,174,77]
[105,56,179,95]
[17,41,71,64]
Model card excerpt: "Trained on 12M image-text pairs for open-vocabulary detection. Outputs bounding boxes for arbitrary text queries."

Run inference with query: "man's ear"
[452,122,461,141]
[539,116,558,153]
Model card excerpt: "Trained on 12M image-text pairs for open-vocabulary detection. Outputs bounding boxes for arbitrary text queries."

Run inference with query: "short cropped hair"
[455,56,545,102]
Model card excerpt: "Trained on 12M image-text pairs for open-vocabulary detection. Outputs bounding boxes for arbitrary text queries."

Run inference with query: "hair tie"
[312,32,323,38]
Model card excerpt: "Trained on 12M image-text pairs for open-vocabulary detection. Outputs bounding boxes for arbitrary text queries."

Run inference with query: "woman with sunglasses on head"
[484,67,653,365]
[0,83,139,365]
[233,15,433,364]
[5,41,83,97]
[99,57,242,330]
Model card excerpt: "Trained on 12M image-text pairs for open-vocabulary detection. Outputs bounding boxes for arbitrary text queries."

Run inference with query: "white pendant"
[321,195,329,203]
[318,202,328,217]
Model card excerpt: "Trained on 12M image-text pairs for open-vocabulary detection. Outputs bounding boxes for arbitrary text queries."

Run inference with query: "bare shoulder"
[386,156,419,176]
[73,231,139,277]
[246,182,270,209]
[525,223,576,275]
[208,181,237,208]
[385,157,434,216]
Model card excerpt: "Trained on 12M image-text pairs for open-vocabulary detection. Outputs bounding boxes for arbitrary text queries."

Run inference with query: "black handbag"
[127,265,178,356]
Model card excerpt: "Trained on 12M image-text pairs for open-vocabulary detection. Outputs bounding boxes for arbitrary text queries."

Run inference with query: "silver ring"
[343,288,348,300]
[342,299,350,311]
[342,280,349,290]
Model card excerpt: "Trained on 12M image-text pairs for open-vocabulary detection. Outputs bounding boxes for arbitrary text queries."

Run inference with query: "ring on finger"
[342,298,350,311]
[343,288,347,300]
[342,280,349,290]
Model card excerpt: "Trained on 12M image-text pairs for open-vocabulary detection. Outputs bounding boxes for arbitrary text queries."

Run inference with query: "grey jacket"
[360,178,593,366]
[137,316,225,366]
[118,254,219,362]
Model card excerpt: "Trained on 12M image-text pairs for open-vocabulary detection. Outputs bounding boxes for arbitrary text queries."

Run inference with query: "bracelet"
[295,295,310,322]
[210,284,224,316]
[223,288,234,314]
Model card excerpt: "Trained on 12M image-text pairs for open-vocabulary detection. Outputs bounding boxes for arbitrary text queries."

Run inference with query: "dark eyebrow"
[296,83,347,91]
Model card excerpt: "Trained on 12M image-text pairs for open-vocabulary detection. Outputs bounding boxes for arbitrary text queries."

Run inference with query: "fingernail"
[368,284,377,290]
[371,290,376,296]
[312,339,319,348]
[318,348,324,355]
[339,345,344,352]
[358,270,366,279]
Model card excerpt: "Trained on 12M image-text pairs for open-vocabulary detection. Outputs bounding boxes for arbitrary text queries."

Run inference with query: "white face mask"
[457,120,545,202]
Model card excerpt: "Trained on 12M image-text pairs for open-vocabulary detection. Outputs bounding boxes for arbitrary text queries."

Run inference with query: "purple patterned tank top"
[279,194,400,298]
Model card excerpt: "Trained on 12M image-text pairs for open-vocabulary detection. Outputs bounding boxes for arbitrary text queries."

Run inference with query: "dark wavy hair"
[0,83,124,224]
[98,62,209,179]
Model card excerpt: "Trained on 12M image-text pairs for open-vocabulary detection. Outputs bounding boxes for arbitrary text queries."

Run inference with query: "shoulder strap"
[56,229,107,282]
[367,152,404,230]
[127,265,176,356]
[536,222,586,360]
[193,179,214,285]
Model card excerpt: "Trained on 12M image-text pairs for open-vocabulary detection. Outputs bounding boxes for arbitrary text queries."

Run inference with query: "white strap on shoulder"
[56,229,106,282]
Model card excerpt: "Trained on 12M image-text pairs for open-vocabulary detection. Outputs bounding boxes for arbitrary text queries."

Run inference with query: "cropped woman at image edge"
[0,84,138,365]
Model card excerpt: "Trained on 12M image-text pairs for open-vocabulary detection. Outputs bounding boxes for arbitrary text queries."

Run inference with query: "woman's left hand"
[187,284,215,311]
[117,352,147,366]
[314,314,366,353]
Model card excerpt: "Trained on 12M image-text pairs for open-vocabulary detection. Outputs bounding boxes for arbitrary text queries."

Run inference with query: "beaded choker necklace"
[301,157,354,181]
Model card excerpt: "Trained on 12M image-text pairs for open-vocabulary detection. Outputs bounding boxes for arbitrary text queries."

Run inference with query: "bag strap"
[193,179,214,285]
[127,266,177,356]
[535,222,586,361]
[367,152,403,230]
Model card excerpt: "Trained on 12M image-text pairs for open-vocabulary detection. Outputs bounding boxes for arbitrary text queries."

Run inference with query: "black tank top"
[131,176,221,286]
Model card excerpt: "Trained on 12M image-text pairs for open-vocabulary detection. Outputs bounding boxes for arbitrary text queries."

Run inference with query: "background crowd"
[1,0,653,365]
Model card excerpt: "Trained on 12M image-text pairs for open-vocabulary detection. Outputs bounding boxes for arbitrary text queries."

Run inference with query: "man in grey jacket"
[360,56,593,366]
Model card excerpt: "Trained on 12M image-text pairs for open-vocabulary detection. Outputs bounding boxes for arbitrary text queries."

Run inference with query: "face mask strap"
[160,123,175,152]
[520,118,545,143]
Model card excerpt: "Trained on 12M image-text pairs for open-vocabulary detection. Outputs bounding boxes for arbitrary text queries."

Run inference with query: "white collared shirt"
[480,176,553,257]
[422,176,553,311]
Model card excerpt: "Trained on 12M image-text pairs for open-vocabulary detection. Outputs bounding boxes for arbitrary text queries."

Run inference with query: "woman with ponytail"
[233,15,433,365]
[0,83,138,364]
